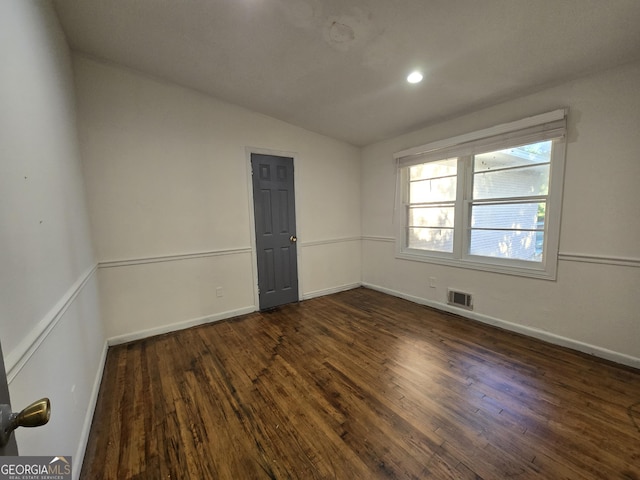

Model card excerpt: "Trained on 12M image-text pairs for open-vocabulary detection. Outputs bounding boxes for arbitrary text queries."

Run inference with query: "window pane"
[471,202,544,230]
[474,141,552,173]
[408,227,453,252]
[469,229,543,262]
[473,164,549,199]
[410,177,457,203]
[409,158,457,180]
[409,206,454,228]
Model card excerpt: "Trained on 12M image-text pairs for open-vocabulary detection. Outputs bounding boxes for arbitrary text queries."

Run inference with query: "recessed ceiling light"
[407,71,423,84]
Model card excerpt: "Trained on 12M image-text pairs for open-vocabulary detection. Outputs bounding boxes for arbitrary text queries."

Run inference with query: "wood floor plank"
[80,288,640,479]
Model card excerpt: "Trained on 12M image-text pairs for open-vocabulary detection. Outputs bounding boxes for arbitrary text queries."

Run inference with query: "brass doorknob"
[0,398,50,447]
[289,235,297,243]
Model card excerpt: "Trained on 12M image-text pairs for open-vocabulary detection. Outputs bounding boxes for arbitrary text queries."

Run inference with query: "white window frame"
[394,109,568,280]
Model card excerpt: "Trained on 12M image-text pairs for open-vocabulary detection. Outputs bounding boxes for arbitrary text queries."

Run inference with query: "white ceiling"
[54,0,640,146]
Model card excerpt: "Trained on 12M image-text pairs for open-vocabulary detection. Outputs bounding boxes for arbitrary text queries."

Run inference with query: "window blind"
[394,109,567,168]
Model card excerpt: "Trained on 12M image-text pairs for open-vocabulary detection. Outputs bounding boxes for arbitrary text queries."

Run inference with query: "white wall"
[0,0,105,475]
[74,56,362,341]
[362,60,640,367]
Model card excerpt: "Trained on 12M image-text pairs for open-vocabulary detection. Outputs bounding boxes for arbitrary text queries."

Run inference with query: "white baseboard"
[73,340,109,480]
[301,282,362,301]
[362,282,640,370]
[107,306,258,346]
[108,284,366,346]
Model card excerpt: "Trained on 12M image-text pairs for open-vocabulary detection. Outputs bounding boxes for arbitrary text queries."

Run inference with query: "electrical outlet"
[216,287,223,298]
[429,277,437,288]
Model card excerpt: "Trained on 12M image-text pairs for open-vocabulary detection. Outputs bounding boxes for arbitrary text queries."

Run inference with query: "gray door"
[0,341,18,455]
[251,154,299,310]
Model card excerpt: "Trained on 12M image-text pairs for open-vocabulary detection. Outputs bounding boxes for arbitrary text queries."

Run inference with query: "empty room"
[1,0,639,478]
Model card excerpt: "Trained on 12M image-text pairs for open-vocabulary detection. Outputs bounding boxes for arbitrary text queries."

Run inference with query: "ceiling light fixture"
[407,71,423,84]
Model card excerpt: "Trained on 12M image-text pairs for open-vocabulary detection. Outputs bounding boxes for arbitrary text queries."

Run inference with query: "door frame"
[0,340,18,455]
[245,147,304,309]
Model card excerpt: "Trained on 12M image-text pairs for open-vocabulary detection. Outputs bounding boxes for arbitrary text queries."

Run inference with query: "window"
[407,158,457,253]
[395,110,567,279]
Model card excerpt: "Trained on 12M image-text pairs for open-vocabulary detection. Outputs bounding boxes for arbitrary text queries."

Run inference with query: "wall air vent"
[447,289,473,310]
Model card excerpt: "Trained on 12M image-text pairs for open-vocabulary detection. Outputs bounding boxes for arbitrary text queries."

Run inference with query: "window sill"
[396,248,557,280]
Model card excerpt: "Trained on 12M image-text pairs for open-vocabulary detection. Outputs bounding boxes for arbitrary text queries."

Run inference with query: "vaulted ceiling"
[54,0,640,146]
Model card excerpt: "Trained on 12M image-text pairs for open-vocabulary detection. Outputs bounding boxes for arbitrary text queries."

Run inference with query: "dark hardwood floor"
[80,288,640,479]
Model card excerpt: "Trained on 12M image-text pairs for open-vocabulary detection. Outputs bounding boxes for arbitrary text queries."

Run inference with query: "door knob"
[0,398,50,447]
[289,235,297,243]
